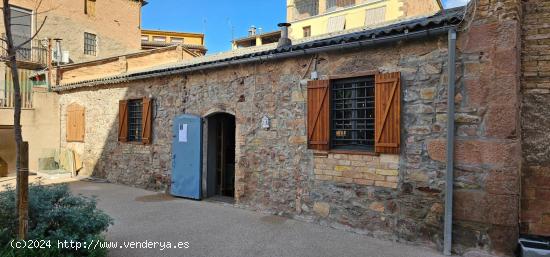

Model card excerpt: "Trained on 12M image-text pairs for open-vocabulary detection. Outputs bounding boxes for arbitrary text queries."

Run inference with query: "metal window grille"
[127,99,142,142]
[331,76,375,150]
[84,32,97,56]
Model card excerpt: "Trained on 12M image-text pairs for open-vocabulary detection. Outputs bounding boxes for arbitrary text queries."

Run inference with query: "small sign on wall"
[179,124,188,142]
[261,115,270,130]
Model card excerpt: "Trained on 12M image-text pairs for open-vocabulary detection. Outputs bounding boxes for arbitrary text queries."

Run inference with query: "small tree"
[1,0,47,239]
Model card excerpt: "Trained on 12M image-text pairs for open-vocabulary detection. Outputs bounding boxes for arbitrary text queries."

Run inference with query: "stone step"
[36,170,72,180]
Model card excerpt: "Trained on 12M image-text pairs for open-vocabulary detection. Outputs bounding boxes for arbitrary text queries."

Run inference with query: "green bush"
[0,184,113,257]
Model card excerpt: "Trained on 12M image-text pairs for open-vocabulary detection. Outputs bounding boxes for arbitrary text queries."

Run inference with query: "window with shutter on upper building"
[365,6,387,26]
[118,98,153,145]
[66,103,85,142]
[307,72,401,154]
[84,0,96,16]
[303,26,312,38]
[171,37,184,44]
[327,15,346,33]
[153,36,166,42]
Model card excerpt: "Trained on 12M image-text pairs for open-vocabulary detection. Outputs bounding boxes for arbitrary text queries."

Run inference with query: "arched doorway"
[205,113,236,199]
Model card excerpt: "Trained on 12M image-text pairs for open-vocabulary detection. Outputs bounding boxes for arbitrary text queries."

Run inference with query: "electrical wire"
[298,54,317,102]
[456,0,478,32]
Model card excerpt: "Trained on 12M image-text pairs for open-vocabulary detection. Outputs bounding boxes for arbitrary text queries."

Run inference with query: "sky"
[142,0,469,54]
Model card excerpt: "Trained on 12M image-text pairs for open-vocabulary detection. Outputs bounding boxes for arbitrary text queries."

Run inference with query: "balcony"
[0,34,48,68]
[326,0,359,11]
[290,0,381,21]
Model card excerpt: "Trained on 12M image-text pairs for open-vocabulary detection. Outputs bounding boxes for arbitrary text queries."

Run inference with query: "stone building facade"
[521,0,550,236]
[48,0,538,256]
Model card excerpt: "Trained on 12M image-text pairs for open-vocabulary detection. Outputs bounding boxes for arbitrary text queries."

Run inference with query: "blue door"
[171,114,202,199]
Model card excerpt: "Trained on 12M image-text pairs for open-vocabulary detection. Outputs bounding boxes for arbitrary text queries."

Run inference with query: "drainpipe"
[47,38,52,92]
[443,28,457,256]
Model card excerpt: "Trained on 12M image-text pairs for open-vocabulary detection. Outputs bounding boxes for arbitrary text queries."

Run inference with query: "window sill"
[119,141,148,145]
[313,149,379,157]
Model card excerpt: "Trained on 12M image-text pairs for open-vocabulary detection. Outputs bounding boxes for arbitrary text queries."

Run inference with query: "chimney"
[277,23,292,48]
[53,38,63,66]
[248,26,257,36]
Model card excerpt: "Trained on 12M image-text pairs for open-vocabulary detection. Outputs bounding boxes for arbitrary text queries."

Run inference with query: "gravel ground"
[66,181,450,257]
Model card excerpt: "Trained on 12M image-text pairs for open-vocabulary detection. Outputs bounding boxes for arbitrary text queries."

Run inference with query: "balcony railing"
[0,34,48,67]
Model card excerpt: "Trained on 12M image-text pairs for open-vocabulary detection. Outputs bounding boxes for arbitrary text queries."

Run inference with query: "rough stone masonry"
[53,0,528,256]
[521,0,550,237]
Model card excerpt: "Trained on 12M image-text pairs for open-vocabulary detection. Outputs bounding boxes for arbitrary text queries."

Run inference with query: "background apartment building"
[141,29,206,56]
[0,0,145,175]
[287,0,442,39]
[233,0,441,49]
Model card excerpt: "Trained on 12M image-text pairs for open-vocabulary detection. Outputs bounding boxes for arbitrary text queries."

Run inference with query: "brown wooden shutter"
[67,103,85,142]
[307,80,330,151]
[86,0,96,16]
[118,100,128,142]
[77,107,85,141]
[66,107,76,141]
[142,97,153,145]
[375,72,401,154]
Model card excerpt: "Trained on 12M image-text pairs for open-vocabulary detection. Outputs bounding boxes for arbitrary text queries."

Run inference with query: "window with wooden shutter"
[365,6,386,26]
[85,0,96,16]
[127,99,143,142]
[66,103,85,142]
[374,72,401,154]
[142,97,153,145]
[307,80,330,151]
[118,100,128,142]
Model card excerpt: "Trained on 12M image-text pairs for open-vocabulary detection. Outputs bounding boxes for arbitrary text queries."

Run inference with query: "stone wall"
[441,0,522,255]
[58,37,456,245]
[521,0,550,236]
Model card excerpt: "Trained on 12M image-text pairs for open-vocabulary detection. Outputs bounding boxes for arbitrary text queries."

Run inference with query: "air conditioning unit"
[62,51,70,64]
[52,50,70,64]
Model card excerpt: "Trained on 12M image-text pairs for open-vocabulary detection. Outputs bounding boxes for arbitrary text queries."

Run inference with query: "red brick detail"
[486,169,519,195]
[454,190,518,226]
[494,49,519,75]
[464,75,518,109]
[426,139,520,167]
[521,165,550,236]
[485,104,518,139]
[488,225,519,255]
[458,23,498,53]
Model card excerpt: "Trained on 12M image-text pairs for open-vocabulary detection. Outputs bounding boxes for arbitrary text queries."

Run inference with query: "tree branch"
[34,0,44,12]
